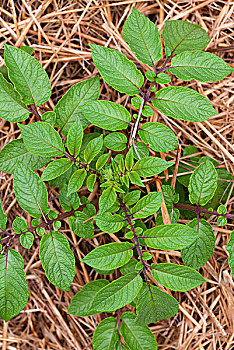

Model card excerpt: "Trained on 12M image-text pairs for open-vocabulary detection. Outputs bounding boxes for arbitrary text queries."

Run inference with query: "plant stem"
[174,202,234,220]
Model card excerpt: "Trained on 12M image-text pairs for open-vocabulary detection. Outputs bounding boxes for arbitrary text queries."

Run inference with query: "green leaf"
[91,272,143,312]
[39,231,75,291]
[143,224,200,250]
[68,212,94,239]
[155,73,171,84]
[131,192,161,219]
[131,96,142,109]
[133,142,149,159]
[68,280,109,316]
[142,106,153,117]
[123,190,141,206]
[123,7,161,66]
[0,73,29,122]
[188,160,217,206]
[133,156,173,177]
[99,186,117,213]
[0,65,10,81]
[139,122,178,152]
[95,212,124,233]
[20,45,34,55]
[104,132,127,151]
[152,87,217,122]
[19,122,65,157]
[41,158,72,181]
[59,185,80,211]
[151,263,205,292]
[81,101,131,131]
[0,138,50,175]
[129,171,144,187]
[82,242,133,269]
[13,162,49,219]
[120,260,138,275]
[12,217,27,234]
[4,44,51,106]
[86,174,96,192]
[161,20,209,56]
[67,117,83,157]
[0,199,7,231]
[0,249,29,322]
[125,147,134,171]
[227,230,234,277]
[41,111,56,125]
[93,317,118,350]
[217,216,227,226]
[169,50,234,81]
[136,283,179,324]
[67,169,87,196]
[54,76,100,135]
[96,153,110,170]
[120,312,157,350]
[84,134,103,163]
[181,219,215,269]
[90,44,144,95]
[20,232,34,249]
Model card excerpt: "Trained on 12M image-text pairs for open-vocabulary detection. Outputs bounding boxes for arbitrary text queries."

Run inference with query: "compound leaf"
[188,160,218,206]
[54,76,100,135]
[0,73,29,122]
[90,44,144,95]
[161,20,209,56]
[120,312,157,350]
[123,7,161,66]
[0,138,51,174]
[152,87,217,122]
[81,100,131,131]
[93,317,118,350]
[19,122,65,157]
[139,122,178,152]
[143,224,200,250]
[151,263,205,292]
[68,280,109,316]
[169,50,234,82]
[39,231,75,291]
[131,192,161,219]
[181,219,215,269]
[13,162,49,219]
[4,44,51,106]
[82,242,134,270]
[91,272,143,312]
[0,248,29,322]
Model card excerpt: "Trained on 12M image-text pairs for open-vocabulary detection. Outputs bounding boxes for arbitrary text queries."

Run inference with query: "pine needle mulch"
[0,1,233,349]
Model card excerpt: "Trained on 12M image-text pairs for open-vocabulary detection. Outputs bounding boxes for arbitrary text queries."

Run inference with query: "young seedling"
[0,8,233,349]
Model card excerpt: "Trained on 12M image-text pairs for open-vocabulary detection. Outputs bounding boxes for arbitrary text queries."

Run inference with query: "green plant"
[0,7,233,349]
